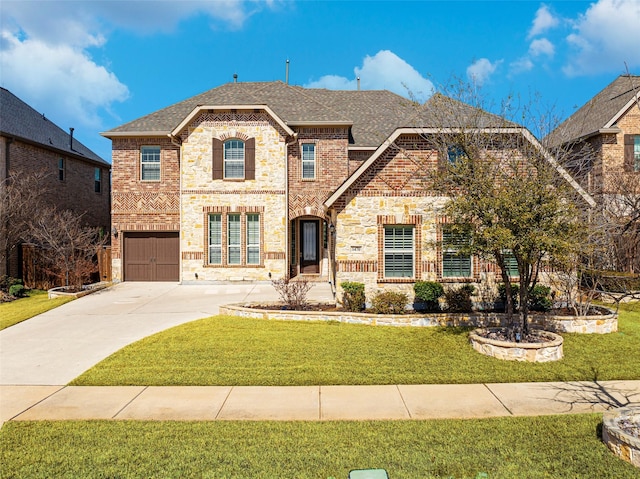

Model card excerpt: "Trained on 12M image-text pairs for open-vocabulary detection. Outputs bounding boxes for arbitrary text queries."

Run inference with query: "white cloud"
[509,57,534,76]
[529,38,555,58]
[564,0,640,76]
[305,50,435,102]
[528,4,559,39]
[466,58,501,86]
[0,1,276,134]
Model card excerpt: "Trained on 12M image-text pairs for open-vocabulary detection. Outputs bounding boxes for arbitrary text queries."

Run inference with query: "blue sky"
[2,0,639,162]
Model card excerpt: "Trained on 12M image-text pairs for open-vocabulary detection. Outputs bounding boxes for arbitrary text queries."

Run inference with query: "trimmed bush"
[8,284,27,298]
[341,281,366,312]
[413,281,444,312]
[529,285,552,312]
[444,284,475,313]
[0,276,22,293]
[370,290,409,314]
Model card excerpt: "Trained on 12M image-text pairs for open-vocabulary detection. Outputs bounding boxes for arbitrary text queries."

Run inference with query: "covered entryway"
[123,232,179,281]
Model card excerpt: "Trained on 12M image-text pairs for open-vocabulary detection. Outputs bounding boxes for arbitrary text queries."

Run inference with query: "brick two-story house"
[547,74,640,272]
[103,81,591,298]
[0,88,111,277]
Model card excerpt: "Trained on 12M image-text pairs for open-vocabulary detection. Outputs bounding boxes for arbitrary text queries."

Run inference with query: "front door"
[300,220,320,274]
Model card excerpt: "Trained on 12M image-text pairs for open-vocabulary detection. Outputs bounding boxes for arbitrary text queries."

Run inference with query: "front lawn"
[0,290,73,330]
[71,302,640,386]
[1,414,638,478]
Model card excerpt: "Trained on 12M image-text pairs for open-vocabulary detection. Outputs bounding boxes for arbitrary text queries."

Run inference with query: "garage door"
[123,232,179,281]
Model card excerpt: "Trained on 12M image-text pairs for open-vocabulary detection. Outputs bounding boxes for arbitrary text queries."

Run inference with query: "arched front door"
[300,219,320,274]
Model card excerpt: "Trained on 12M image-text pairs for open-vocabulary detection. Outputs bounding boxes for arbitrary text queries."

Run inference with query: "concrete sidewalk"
[2,381,639,425]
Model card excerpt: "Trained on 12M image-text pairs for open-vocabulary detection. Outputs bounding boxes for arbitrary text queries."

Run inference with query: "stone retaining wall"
[219,303,617,333]
[603,407,640,468]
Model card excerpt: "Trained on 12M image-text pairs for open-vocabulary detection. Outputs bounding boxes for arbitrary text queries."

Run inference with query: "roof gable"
[0,88,108,165]
[546,74,640,146]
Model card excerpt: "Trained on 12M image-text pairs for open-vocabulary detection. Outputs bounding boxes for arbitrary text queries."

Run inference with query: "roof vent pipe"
[233,73,238,83]
[69,127,74,150]
[357,77,360,91]
[286,59,290,84]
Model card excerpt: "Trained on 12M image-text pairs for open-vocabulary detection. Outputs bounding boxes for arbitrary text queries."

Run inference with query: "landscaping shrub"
[498,283,552,312]
[370,290,408,314]
[444,284,475,313]
[8,283,27,298]
[0,276,23,293]
[529,285,552,312]
[341,281,366,312]
[271,276,313,310]
[413,281,444,312]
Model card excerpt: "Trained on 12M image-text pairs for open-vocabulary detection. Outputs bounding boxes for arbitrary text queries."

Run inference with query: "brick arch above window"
[219,131,250,142]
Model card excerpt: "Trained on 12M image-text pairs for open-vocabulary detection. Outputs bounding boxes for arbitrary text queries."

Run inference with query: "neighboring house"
[547,74,640,272]
[0,87,111,277]
[103,81,590,298]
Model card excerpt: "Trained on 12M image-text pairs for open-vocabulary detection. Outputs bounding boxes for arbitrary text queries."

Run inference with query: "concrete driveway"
[0,281,334,386]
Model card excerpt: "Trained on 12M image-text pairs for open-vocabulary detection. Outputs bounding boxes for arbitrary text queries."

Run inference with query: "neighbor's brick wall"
[110,137,180,280]
[6,139,110,228]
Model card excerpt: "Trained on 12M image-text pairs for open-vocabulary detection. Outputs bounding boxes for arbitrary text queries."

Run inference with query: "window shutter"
[245,138,255,180]
[624,134,634,172]
[212,138,223,179]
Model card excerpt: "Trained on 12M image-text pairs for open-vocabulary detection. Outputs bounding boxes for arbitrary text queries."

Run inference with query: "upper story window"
[302,143,316,180]
[141,146,161,181]
[442,227,472,278]
[94,167,102,193]
[224,140,245,179]
[624,134,640,172]
[58,158,65,181]
[503,250,519,278]
[447,145,466,164]
[384,225,414,278]
[213,138,255,180]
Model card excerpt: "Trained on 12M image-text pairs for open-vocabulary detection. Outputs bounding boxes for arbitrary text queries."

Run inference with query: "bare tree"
[28,208,107,290]
[0,170,52,276]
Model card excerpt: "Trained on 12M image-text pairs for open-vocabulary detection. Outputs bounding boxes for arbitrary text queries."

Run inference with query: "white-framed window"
[227,213,241,264]
[302,143,316,180]
[224,140,245,179]
[635,136,640,172]
[94,167,102,193]
[141,146,161,181]
[384,226,414,278]
[442,228,472,277]
[447,145,466,164]
[58,158,65,181]
[246,214,260,265]
[208,214,222,264]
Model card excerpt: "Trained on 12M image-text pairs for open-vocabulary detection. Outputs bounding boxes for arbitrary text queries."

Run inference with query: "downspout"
[285,133,298,279]
[3,137,13,276]
[169,133,183,282]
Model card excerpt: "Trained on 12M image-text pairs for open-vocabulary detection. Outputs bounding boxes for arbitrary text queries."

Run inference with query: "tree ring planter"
[48,282,110,299]
[602,407,640,468]
[469,328,563,362]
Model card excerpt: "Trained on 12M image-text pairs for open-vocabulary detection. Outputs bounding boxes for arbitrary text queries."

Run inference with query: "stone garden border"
[48,281,111,299]
[602,407,640,468]
[219,303,617,334]
[468,328,563,362]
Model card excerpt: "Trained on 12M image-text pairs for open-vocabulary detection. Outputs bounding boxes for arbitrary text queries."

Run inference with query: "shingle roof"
[0,87,108,165]
[546,74,640,147]
[103,81,515,148]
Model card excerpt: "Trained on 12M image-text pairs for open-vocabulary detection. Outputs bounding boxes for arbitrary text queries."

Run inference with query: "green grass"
[1,414,638,478]
[0,290,73,330]
[72,302,640,386]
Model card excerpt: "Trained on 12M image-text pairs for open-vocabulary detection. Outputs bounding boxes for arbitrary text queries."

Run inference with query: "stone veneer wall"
[179,111,288,281]
[602,407,640,468]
